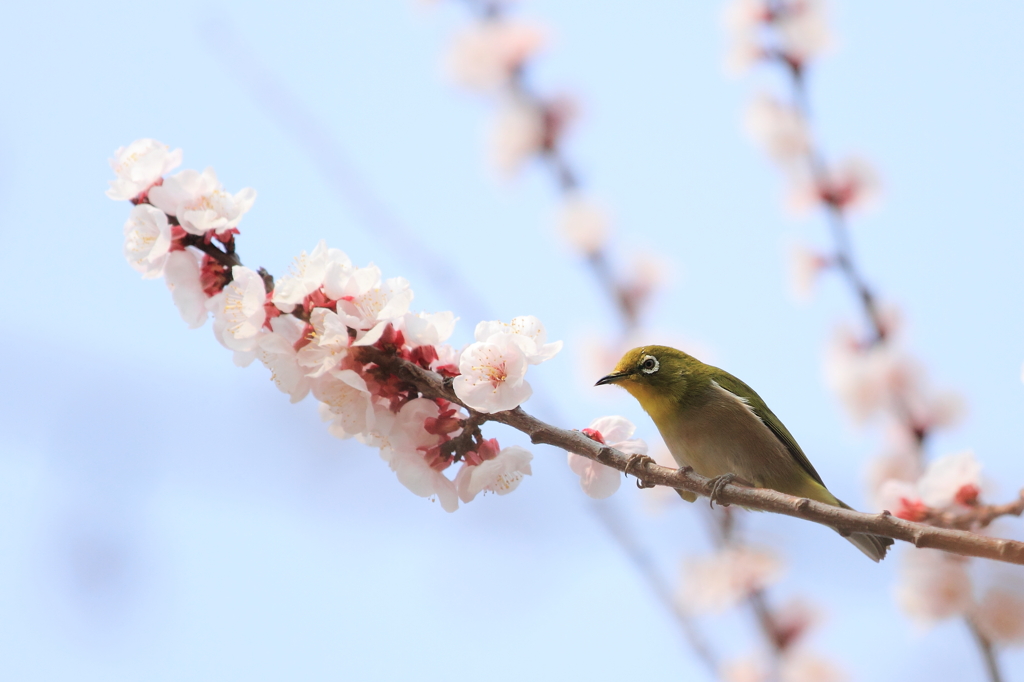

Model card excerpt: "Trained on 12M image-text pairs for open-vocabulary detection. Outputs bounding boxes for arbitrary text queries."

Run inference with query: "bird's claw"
[707,473,737,509]
[623,454,657,489]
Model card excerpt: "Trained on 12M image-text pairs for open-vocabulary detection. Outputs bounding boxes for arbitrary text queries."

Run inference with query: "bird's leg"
[623,453,654,482]
[707,473,754,509]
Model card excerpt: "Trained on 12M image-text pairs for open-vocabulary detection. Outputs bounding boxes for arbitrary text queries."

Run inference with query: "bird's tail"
[835,499,894,562]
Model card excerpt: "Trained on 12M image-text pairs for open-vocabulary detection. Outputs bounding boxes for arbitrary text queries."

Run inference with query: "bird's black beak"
[595,372,629,386]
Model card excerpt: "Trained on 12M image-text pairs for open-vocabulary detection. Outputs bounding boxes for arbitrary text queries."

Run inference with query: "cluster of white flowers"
[110,139,566,512]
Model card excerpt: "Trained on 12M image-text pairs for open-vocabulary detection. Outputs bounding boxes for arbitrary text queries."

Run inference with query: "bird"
[596,345,893,562]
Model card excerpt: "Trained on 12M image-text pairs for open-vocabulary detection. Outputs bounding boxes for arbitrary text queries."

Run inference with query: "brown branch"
[360,346,1024,566]
[917,491,1024,531]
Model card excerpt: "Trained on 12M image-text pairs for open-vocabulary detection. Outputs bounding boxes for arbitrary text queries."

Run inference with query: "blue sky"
[1,1,1023,680]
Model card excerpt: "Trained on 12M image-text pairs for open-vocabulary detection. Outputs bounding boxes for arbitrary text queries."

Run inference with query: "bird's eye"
[640,355,659,374]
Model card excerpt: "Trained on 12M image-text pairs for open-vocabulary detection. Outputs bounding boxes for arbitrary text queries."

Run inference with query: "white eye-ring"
[639,354,660,374]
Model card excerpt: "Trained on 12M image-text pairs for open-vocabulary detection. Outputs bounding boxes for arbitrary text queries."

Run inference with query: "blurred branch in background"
[727,0,1024,679]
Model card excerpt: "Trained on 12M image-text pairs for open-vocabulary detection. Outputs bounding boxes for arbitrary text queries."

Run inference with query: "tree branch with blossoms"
[445,0,653,333]
[728,0,1024,677]
[108,137,1024,569]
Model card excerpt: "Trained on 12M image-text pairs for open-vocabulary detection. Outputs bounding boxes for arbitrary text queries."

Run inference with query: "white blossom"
[123,204,172,278]
[297,308,352,378]
[744,94,809,165]
[396,311,457,347]
[474,315,562,365]
[453,334,532,413]
[314,369,375,440]
[383,399,459,512]
[148,167,256,236]
[257,315,312,403]
[895,548,973,626]
[556,196,610,254]
[788,156,881,214]
[273,241,351,312]
[455,445,533,502]
[489,96,545,176]
[917,450,984,508]
[679,546,783,614]
[446,20,546,91]
[106,138,182,201]
[788,243,827,303]
[326,263,414,345]
[568,416,647,499]
[163,250,208,328]
[209,266,268,355]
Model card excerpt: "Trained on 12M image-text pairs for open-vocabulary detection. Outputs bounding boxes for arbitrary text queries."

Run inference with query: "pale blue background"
[1,1,1023,680]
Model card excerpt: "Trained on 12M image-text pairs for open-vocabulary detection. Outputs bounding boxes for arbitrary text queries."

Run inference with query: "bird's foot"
[623,454,655,488]
[707,473,737,509]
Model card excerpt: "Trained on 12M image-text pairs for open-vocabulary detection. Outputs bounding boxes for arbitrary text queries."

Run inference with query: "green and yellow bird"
[597,345,892,562]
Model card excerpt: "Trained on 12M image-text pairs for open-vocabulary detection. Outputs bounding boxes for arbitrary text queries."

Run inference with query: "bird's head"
[596,346,704,410]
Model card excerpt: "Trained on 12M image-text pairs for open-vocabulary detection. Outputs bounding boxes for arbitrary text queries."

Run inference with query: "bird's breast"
[652,387,795,486]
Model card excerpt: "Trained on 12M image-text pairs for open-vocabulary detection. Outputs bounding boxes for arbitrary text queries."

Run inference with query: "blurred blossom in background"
[2,1,1024,680]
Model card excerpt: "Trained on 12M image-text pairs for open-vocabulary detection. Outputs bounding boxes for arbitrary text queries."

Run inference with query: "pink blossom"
[788,243,828,302]
[313,369,375,440]
[568,416,647,499]
[972,586,1024,645]
[788,157,881,214]
[679,546,783,614]
[382,399,459,512]
[556,195,610,254]
[446,20,546,91]
[455,445,533,502]
[123,204,172,278]
[744,94,809,165]
[774,0,833,66]
[917,450,984,508]
[257,316,312,403]
[823,327,916,424]
[722,0,767,75]
[875,480,928,521]
[489,96,545,176]
[106,138,182,201]
[895,548,972,625]
[163,250,208,328]
[209,266,268,355]
[148,167,256,237]
[453,334,532,413]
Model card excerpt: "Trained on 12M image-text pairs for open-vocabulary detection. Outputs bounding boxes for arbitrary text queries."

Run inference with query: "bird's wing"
[710,371,825,487]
